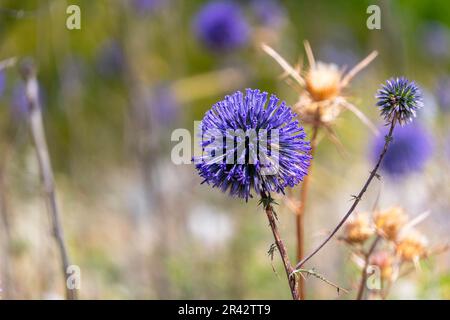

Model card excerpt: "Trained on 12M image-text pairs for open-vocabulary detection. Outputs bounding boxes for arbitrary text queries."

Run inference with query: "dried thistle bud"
[343,212,374,244]
[370,251,394,281]
[305,62,342,102]
[374,206,408,241]
[376,77,423,125]
[263,42,378,130]
[396,230,428,262]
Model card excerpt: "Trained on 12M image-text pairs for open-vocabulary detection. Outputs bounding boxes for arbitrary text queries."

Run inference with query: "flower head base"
[343,212,374,244]
[376,77,424,125]
[194,89,311,201]
[374,206,408,241]
[396,230,428,262]
[193,1,249,53]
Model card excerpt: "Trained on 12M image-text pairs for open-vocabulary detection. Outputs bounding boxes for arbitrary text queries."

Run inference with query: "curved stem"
[356,235,380,300]
[294,119,396,271]
[261,192,299,300]
[296,123,319,300]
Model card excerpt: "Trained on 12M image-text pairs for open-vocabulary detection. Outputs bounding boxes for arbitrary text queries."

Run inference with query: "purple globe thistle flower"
[371,123,433,178]
[376,77,424,125]
[436,76,450,112]
[193,1,250,53]
[194,89,311,201]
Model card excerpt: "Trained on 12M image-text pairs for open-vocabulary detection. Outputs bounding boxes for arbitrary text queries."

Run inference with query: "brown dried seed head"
[305,62,342,101]
[344,212,374,244]
[396,231,428,262]
[374,206,408,241]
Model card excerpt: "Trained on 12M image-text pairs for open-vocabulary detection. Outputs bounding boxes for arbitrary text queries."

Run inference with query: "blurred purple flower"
[96,41,125,78]
[11,83,30,119]
[420,21,450,60]
[149,85,179,126]
[436,76,450,112]
[371,123,433,178]
[251,0,286,28]
[11,82,44,120]
[131,0,167,14]
[193,1,250,53]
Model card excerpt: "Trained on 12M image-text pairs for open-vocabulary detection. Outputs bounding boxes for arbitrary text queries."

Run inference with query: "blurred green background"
[0,0,449,299]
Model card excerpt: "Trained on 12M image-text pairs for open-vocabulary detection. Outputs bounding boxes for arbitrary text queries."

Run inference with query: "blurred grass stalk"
[20,59,77,300]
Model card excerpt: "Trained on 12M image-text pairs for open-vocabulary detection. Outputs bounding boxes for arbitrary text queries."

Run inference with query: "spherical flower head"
[371,123,433,178]
[193,1,249,53]
[376,77,423,125]
[374,206,408,241]
[194,89,311,201]
[343,212,374,244]
[396,230,428,262]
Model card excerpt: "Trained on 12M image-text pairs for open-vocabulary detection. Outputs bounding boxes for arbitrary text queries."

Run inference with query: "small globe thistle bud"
[374,206,408,241]
[396,231,428,262]
[376,77,424,125]
[343,212,374,244]
[370,251,394,281]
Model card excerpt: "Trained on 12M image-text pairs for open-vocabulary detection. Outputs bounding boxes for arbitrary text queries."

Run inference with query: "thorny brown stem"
[292,268,349,295]
[20,60,78,300]
[295,118,397,271]
[261,192,299,300]
[296,122,320,300]
[356,235,380,300]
